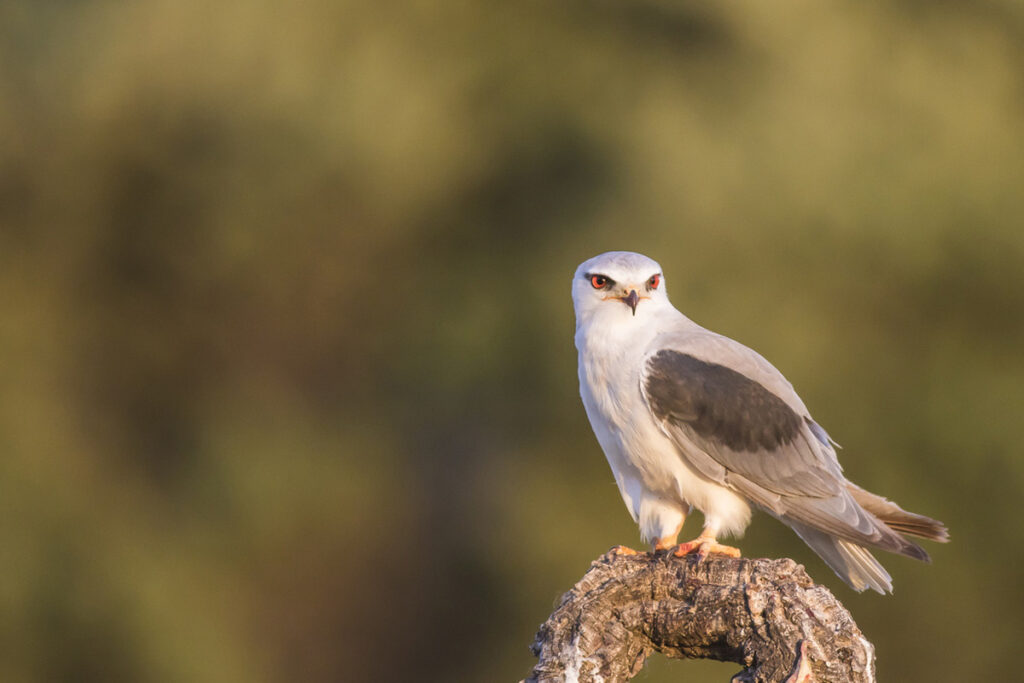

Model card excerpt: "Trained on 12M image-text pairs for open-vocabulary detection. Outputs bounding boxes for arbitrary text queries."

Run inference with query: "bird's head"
[572,251,671,327]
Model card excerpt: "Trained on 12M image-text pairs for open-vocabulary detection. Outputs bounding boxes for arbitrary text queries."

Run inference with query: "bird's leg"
[673,527,741,559]
[652,516,687,552]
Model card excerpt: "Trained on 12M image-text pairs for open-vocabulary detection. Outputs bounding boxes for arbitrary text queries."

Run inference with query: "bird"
[572,250,948,593]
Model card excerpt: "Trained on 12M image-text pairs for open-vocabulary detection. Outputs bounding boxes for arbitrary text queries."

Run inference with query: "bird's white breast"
[575,311,751,541]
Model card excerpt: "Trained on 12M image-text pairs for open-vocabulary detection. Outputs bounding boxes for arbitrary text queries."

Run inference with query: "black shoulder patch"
[645,350,802,452]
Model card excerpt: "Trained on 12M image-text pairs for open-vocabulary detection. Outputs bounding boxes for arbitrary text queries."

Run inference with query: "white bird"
[572,251,948,593]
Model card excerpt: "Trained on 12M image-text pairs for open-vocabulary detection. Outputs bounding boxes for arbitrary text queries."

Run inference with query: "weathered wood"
[523,550,875,683]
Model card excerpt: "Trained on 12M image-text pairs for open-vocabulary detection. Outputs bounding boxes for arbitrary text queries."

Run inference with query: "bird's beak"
[620,289,640,315]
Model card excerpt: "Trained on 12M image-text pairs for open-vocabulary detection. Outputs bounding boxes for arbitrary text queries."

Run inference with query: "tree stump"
[523,550,875,682]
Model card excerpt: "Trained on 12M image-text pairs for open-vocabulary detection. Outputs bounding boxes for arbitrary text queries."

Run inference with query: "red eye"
[647,274,661,290]
[590,275,609,289]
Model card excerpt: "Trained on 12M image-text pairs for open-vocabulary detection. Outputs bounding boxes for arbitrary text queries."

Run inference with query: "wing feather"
[642,347,842,498]
[640,342,929,571]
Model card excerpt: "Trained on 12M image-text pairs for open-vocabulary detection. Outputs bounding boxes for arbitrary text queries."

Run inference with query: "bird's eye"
[647,274,661,290]
[590,275,610,289]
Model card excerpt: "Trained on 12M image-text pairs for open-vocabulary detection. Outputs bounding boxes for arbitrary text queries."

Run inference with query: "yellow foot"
[608,545,640,556]
[673,539,741,560]
[653,537,679,552]
[653,519,685,552]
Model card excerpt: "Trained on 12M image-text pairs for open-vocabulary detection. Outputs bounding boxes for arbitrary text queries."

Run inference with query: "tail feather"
[787,495,931,562]
[847,484,950,543]
[789,521,893,594]
[781,486,948,593]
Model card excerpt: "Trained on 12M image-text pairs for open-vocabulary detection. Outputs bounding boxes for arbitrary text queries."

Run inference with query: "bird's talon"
[672,539,741,559]
[672,541,702,557]
[609,545,639,557]
[703,541,742,558]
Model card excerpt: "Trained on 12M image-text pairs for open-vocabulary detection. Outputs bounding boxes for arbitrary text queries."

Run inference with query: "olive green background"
[2,1,1022,681]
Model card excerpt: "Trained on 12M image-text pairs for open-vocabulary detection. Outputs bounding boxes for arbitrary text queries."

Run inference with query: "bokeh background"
[2,1,1023,681]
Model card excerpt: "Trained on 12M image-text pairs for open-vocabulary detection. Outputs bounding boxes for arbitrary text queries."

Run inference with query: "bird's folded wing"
[641,345,842,498]
[640,344,917,552]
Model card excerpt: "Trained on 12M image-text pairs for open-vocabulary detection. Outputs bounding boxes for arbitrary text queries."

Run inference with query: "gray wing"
[642,349,843,499]
[640,346,928,592]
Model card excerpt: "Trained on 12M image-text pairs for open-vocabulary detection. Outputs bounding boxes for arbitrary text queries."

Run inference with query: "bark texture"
[523,550,875,683]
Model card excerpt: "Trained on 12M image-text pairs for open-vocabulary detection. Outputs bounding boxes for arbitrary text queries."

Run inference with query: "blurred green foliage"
[1,0,1022,681]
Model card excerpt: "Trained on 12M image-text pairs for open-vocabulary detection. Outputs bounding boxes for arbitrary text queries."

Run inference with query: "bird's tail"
[787,487,948,594]
[788,521,895,594]
[846,483,950,543]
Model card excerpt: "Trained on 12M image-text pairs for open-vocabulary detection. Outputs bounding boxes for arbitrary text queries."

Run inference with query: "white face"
[571,251,671,325]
